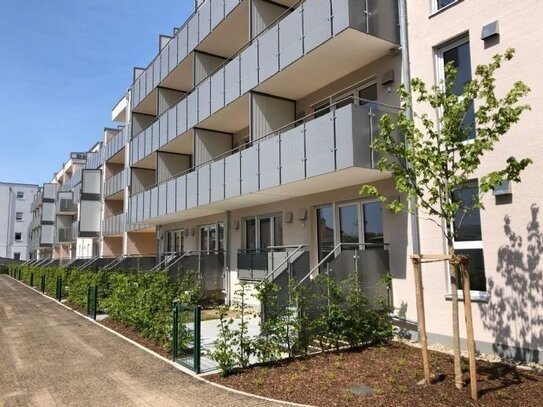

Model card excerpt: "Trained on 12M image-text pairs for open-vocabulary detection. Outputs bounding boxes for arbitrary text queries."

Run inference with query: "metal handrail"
[135,97,399,195]
[151,252,179,272]
[163,250,195,273]
[78,256,100,272]
[295,242,389,288]
[103,255,127,271]
[264,244,306,282]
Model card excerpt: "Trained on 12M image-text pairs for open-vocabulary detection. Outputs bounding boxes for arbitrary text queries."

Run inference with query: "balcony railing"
[103,213,126,236]
[104,127,128,162]
[57,198,77,214]
[85,146,104,170]
[57,228,74,243]
[104,168,129,198]
[130,0,400,166]
[132,0,243,109]
[129,98,399,224]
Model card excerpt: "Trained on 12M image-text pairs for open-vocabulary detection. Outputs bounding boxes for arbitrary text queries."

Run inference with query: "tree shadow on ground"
[479,204,543,363]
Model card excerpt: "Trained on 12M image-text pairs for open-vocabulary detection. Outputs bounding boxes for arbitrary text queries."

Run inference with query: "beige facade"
[404,0,543,360]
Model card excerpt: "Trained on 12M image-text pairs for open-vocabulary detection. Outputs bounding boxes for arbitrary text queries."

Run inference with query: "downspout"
[225,210,231,306]
[399,0,421,256]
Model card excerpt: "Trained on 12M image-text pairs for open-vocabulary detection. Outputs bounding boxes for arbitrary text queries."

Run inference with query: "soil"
[208,342,543,406]
[100,317,172,359]
[201,308,242,321]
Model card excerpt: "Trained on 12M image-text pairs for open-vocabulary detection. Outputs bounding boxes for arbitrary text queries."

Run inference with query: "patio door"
[200,223,224,253]
[166,229,184,253]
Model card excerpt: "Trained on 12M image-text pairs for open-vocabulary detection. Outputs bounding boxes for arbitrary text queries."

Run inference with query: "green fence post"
[40,274,46,293]
[30,272,34,287]
[172,301,179,362]
[18,269,21,280]
[87,286,91,316]
[92,285,98,320]
[194,305,201,374]
[56,277,62,302]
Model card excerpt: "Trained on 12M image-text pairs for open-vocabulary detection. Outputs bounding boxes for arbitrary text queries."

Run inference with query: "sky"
[0,0,193,185]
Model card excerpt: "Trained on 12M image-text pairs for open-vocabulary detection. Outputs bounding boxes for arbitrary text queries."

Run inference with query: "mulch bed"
[208,342,543,406]
[99,318,171,359]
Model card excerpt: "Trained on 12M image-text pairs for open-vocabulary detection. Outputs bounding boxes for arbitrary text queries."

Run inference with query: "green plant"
[210,305,236,376]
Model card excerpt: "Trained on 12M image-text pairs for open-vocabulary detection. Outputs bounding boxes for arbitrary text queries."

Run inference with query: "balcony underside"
[107,149,125,165]
[105,190,124,200]
[139,167,390,226]
[257,28,397,100]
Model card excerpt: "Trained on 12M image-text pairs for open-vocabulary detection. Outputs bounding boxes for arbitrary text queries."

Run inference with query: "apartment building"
[0,182,39,260]
[24,0,543,361]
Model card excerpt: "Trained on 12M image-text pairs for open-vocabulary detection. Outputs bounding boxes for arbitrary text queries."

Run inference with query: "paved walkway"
[0,275,286,407]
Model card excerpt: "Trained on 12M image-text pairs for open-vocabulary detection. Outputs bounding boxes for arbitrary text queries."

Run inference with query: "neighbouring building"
[25,0,543,362]
[0,182,39,261]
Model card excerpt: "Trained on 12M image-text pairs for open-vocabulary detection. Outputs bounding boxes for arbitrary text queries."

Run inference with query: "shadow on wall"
[479,204,543,363]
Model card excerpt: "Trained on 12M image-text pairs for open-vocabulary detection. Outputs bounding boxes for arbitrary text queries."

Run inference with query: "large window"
[313,81,378,118]
[166,229,184,253]
[244,214,283,251]
[452,180,486,293]
[317,200,385,263]
[200,223,224,253]
[437,37,475,140]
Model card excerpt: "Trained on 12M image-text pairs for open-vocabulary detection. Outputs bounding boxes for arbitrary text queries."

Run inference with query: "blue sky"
[0,0,193,185]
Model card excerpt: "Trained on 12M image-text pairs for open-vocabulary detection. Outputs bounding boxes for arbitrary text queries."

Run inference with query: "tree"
[361,49,532,391]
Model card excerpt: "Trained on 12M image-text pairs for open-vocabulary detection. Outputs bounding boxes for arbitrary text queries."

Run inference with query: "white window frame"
[435,35,475,143]
[14,232,22,241]
[242,213,282,251]
[165,228,184,254]
[199,222,224,252]
[431,0,461,15]
[311,77,378,115]
[15,212,24,221]
[448,180,488,300]
[16,191,25,200]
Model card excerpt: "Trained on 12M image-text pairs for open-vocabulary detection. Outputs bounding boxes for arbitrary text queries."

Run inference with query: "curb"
[4,275,313,407]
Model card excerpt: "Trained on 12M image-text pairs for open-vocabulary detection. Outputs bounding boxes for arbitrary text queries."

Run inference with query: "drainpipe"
[399,0,421,256]
[225,210,231,306]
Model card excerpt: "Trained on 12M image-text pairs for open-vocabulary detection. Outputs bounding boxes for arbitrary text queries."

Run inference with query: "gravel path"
[0,275,287,407]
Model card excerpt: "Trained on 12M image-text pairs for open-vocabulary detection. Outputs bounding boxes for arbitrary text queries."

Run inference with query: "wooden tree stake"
[460,258,478,400]
[411,257,431,384]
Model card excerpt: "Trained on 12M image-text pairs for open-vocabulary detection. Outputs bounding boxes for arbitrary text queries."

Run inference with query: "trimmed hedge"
[6,264,201,350]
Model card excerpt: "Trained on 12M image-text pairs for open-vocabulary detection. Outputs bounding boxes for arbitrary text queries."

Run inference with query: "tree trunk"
[448,244,463,389]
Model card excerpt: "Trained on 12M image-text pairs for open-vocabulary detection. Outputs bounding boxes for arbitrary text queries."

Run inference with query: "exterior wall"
[103,236,123,258]
[0,183,39,260]
[127,231,157,256]
[405,0,543,359]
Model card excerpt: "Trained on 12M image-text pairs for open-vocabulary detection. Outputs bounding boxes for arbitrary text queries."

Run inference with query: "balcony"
[129,100,398,225]
[57,228,74,243]
[104,127,128,163]
[57,198,77,214]
[132,0,246,113]
[85,146,104,170]
[103,213,126,237]
[129,0,399,168]
[104,168,129,199]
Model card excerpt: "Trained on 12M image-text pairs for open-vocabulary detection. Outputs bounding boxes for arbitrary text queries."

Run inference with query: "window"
[313,80,378,118]
[166,229,184,253]
[15,212,24,221]
[14,232,22,241]
[436,0,457,11]
[13,252,21,261]
[452,180,487,293]
[244,214,283,251]
[200,223,224,253]
[16,191,25,199]
[437,37,475,140]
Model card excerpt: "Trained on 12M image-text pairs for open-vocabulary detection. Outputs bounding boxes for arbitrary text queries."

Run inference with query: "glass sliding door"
[362,202,384,248]
[200,223,224,253]
[339,204,360,246]
[316,205,334,262]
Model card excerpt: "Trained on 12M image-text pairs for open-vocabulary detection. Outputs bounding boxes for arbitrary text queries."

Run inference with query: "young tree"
[361,49,532,389]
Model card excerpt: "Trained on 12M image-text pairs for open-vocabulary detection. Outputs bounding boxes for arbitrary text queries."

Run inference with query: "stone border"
[5,275,312,407]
